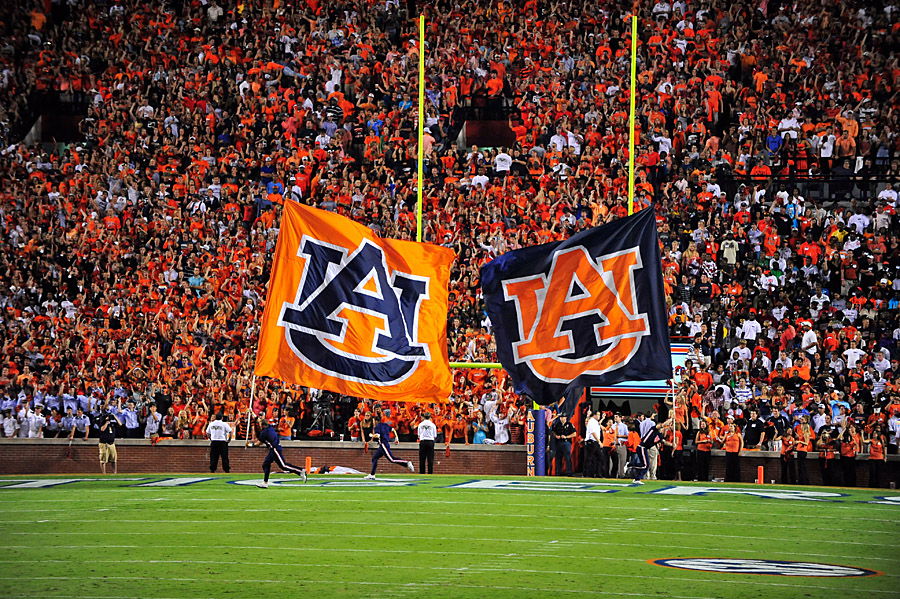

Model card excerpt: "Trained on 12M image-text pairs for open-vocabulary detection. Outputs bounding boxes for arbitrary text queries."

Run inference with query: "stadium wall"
[0,439,526,476]
[0,440,897,488]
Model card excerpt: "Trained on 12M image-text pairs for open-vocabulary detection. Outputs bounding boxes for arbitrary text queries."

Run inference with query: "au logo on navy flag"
[481,208,672,403]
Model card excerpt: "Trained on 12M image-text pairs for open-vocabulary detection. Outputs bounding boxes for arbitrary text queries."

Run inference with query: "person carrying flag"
[250,415,307,488]
[631,419,664,485]
[365,415,415,480]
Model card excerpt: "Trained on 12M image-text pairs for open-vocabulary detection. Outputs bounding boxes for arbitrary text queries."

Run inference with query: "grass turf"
[0,475,897,599]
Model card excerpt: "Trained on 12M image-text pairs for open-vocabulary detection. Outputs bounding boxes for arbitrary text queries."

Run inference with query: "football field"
[0,475,897,599]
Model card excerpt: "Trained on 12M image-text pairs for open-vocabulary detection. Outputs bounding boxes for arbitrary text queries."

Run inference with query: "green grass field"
[0,475,897,599]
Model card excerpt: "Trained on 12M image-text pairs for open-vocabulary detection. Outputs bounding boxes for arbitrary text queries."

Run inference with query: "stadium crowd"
[0,0,898,483]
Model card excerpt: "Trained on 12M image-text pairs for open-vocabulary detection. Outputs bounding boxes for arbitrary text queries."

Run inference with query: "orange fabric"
[722,431,742,453]
[254,202,456,402]
[869,438,885,460]
[695,430,714,452]
[277,416,295,437]
[626,430,640,451]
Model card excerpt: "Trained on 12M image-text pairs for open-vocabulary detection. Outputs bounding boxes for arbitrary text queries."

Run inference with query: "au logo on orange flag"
[255,202,456,403]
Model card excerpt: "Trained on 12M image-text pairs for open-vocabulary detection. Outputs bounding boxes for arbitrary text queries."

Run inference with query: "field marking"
[2,519,894,548]
[0,482,895,509]
[0,545,558,559]
[4,514,894,537]
[5,556,895,580]
[3,539,894,566]
[1,500,895,524]
[0,573,892,595]
[1,493,896,514]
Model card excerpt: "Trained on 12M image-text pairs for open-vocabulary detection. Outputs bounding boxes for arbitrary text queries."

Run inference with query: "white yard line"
[2,510,893,535]
[2,519,894,547]
[0,574,891,595]
[2,500,896,524]
[3,539,894,565]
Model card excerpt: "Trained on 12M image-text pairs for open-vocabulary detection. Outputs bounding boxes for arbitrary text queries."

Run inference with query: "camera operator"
[98,401,123,475]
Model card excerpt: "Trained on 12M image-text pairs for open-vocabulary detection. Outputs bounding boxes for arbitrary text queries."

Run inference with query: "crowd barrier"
[1,439,896,488]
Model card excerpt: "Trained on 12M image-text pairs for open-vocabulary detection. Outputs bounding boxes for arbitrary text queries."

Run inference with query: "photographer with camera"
[98,400,123,475]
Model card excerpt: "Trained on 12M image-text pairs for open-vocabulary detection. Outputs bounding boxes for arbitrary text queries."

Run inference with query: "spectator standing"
[471,411,489,445]
[44,408,61,438]
[796,417,815,485]
[840,425,861,487]
[144,404,161,440]
[865,425,887,488]
[490,405,510,445]
[27,405,47,439]
[694,419,713,482]
[160,407,177,438]
[601,418,618,479]
[722,422,744,483]
[416,412,437,474]
[121,400,141,439]
[743,411,765,449]
[583,411,602,478]
[614,414,629,479]
[1,409,18,438]
[887,412,900,455]
[59,407,75,439]
[69,407,90,441]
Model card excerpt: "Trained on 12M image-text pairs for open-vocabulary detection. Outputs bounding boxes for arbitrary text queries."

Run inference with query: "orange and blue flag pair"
[255,202,455,403]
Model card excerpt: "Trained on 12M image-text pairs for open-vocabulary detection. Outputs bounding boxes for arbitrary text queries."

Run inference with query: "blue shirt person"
[252,416,306,488]
[365,415,414,480]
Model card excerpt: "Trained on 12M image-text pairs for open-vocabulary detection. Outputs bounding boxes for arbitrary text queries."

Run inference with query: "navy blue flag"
[481,207,672,404]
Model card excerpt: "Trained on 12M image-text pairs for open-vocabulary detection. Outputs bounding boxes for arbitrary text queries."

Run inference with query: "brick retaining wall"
[0,439,526,476]
[0,440,896,488]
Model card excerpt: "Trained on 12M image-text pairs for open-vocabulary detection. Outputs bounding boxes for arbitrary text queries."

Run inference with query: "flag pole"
[627,14,637,216]
[416,14,425,242]
[245,374,257,446]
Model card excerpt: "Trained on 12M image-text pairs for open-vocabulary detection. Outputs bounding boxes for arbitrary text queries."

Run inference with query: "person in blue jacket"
[366,417,415,480]
[251,416,307,488]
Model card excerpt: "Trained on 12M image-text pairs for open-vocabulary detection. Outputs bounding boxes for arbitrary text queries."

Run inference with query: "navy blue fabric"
[480,207,672,403]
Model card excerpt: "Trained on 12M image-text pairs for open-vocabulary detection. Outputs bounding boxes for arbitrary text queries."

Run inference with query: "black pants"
[583,442,600,478]
[696,450,710,481]
[601,446,617,479]
[869,460,883,488]
[419,440,434,474]
[781,454,795,485]
[126,427,141,439]
[210,440,230,473]
[819,457,834,486]
[555,440,572,476]
[797,452,810,485]
[841,455,856,487]
[725,451,741,482]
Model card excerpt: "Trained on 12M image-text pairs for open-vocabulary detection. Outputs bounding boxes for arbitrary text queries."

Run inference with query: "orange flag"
[255,202,455,403]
